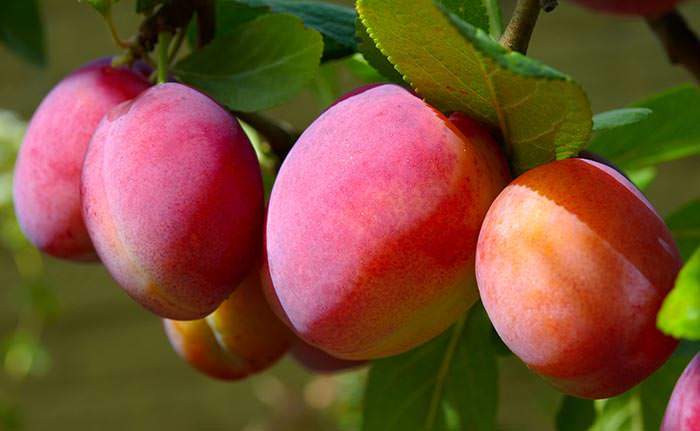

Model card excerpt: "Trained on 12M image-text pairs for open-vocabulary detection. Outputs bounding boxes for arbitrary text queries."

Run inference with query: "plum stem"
[647,9,700,82]
[500,0,549,54]
[156,31,172,84]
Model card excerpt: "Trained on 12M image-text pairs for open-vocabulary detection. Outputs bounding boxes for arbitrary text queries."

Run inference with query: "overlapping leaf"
[555,396,595,431]
[588,86,700,169]
[363,306,498,431]
[235,0,357,60]
[357,0,592,172]
[658,247,700,340]
[174,14,323,112]
[0,0,45,66]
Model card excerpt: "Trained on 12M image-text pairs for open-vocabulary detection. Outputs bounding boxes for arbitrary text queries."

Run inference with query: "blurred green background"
[0,1,699,430]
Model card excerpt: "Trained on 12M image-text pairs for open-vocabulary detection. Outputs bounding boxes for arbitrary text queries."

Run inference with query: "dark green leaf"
[592,108,652,132]
[667,199,700,261]
[445,305,498,431]
[363,305,498,431]
[657,247,700,340]
[639,353,694,431]
[235,0,357,61]
[0,0,46,66]
[556,396,595,431]
[187,1,267,48]
[436,0,490,33]
[588,86,700,169]
[174,14,323,112]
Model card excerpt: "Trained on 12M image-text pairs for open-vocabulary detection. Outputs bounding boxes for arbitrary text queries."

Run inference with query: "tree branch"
[646,9,700,82]
[500,0,544,54]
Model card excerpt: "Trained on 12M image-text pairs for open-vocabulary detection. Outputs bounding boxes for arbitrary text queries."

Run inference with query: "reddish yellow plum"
[164,268,290,380]
[82,83,264,319]
[476,158,681,399]
[13,58,150,260]
[265,84,510,360]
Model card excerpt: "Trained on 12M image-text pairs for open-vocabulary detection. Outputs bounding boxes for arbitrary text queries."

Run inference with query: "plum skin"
[164,269,291,381]
[13,58,150,261]
[264,84,510,360]
[572,0,681,16]
[662,354,700,431]
[476,158,681,399]
[82,82,264,320]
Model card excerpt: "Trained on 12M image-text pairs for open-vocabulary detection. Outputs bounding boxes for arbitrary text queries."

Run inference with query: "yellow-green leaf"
[357,0,592,173]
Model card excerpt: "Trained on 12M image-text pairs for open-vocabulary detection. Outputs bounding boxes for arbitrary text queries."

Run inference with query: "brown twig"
[500,0,543,54]
[647,9,700,82]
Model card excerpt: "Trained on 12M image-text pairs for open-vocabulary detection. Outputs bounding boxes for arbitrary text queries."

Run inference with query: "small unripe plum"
[571,0,681,16]
[82,83,264,319]
[13,58,150,260]
[662,354,700,431]
[205,270,292,375]
[476,158,681,399]
[265,84,510,360]
[291,338,366,374]
[164,268,290,380]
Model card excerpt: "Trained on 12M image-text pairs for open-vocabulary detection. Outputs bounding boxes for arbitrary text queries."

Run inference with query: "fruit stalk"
[646,9,700,82]
[500,0,543,54]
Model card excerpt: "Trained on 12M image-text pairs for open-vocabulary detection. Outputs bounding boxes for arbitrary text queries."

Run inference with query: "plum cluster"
[13,61,686,406]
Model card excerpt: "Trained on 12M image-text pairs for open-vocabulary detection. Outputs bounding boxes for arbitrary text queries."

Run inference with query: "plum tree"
[13,58,150,260]
[662,354,700,431]
[571,0,682,16]
[82,83,264,319]
[164,268,290,380]
[264,84,510,360]
[476,158,682,399]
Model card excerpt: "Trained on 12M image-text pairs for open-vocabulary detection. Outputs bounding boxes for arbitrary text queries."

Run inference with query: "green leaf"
[357,0,592,173]
[590,391,643,431]
[657,247,700,340]
[0,0,46,66]
[356,19,405,83]
[587,86,700,169]
[592,108,652,132]
[624,166,657,191]
[235,0,357,61]
[666,200,700,261]
[362,305,498,431]
[174,13,323,112]
[555,396,595,431]
[639,353,694,431]
[435,0,489,33]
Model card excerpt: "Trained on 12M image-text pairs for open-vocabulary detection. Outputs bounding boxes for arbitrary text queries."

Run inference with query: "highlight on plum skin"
[662,354,700,431]
[164,268,291,381]
[13,58,150,261]
[475,157,682,399]
[264,83,510,361]
[81,82,264,320]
